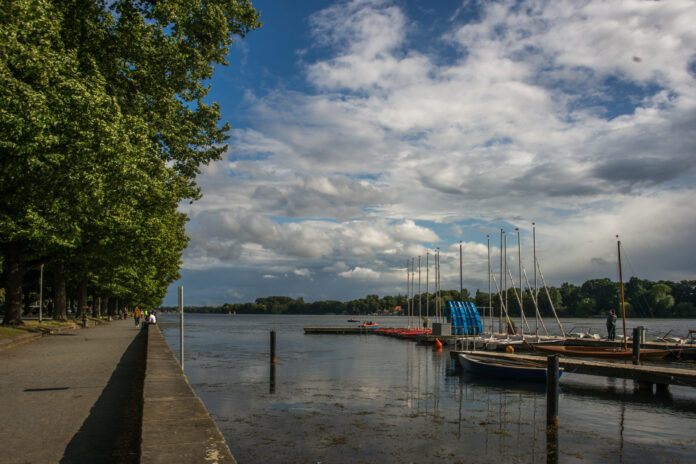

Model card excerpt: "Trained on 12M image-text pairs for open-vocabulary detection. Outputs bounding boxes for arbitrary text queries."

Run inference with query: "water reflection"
[545,424,559,464]
[158,315,696,464]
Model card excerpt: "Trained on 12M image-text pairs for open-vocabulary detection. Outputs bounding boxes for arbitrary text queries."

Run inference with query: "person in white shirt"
[147,312,157,325]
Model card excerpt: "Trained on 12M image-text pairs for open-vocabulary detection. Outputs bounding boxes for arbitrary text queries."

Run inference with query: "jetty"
[304,326,378,334]
[450,350,696,391]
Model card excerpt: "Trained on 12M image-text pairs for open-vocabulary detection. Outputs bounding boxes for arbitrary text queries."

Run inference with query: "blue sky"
[164,0,696,306]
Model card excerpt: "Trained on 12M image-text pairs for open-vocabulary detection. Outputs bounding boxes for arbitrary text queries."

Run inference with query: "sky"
[163,0,696,306]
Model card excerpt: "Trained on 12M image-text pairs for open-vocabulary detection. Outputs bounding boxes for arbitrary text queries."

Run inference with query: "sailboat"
[528,236,670,360]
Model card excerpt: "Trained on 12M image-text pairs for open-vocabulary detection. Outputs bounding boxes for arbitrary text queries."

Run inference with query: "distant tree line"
[1,0,260,324]
[166,278,696,318]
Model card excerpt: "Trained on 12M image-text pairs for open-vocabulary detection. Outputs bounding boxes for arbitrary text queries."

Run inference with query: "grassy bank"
[0,319,85,341]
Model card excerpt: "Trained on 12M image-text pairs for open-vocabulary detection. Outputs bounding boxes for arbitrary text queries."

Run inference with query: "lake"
[159,314,696,463]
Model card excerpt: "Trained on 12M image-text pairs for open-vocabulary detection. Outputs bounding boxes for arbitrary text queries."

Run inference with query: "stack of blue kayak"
[445,301,482,335]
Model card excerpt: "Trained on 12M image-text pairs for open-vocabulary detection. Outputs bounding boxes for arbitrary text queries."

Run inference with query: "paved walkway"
[0,319,145,464]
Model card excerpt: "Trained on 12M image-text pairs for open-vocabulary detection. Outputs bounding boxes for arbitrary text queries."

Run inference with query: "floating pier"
[303,327,378,334]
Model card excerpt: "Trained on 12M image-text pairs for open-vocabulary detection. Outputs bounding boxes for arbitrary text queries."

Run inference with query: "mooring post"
[546,420,559,464]
[546,355,559,427]
[632,327,641,365]
[270,330,277,365]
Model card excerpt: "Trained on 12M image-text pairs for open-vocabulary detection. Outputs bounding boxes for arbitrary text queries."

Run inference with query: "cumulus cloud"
[339,266,381,280]
[171,0,696,303]
[293,268,313,278]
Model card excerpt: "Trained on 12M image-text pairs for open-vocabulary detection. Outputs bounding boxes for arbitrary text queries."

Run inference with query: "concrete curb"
[141,325,237,464]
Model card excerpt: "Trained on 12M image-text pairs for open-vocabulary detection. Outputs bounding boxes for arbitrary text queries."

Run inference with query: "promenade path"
[0,319,145,464]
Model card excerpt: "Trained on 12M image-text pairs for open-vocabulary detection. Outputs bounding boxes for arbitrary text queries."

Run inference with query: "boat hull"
[527,343,671,359]
[458,353,562,383]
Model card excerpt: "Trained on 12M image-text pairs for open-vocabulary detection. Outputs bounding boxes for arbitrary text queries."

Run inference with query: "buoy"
[505,345,514,353]
[434,339,443,351]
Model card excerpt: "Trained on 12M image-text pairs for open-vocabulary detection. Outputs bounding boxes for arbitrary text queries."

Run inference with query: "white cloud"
[293,268,312,278]
[172,0,696,303]
[339,266,381,280]
[323,261,350,273]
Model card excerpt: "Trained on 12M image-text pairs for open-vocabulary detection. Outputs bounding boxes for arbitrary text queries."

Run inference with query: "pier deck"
[450,350,696,388]
[304,327,378,334]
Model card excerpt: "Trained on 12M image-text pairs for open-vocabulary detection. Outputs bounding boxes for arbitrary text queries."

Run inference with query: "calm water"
[159,314,696,463]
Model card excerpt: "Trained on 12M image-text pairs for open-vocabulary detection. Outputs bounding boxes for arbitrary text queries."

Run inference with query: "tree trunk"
[23,286,31,316]
[2,243,25,325]
[77,276,88,319]
[53,262,68,321]
[107,297,115,317]
[101,296,109,318]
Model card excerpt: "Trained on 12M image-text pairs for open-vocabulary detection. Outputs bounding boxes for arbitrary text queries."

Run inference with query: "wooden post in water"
[546,355,559,426]
[270,330,277,365]
[632,327,641,365]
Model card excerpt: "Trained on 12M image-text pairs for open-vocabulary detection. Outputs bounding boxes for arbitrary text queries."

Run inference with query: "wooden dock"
[450,350,696,389]
[304,327,378,334]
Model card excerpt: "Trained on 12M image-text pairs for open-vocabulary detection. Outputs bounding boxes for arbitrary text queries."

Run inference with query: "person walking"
[134,307,141,328]
[606,310,617,340]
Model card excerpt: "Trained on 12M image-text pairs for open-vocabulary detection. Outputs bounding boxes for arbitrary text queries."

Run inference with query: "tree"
[1,0,261,324]
[1,0,135,323]
[580,278,618,315]
[647,283,675,317]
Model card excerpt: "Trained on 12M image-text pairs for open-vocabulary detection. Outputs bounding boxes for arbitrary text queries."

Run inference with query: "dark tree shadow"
[60,329,147,463]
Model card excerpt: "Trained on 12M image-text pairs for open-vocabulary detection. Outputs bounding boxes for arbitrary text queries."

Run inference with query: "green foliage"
[1,0,260,324]
[171,278,696,318]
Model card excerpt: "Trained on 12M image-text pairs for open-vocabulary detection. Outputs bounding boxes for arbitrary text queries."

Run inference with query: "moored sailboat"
[528,235,671,360]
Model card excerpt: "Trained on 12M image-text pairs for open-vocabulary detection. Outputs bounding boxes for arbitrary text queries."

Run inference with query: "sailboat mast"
[517,227,523,335]
[408,258,416,328]
[499,229,503,333]
[459,241,463,301]
[437,247,441,323]
[406,259,410,328]
[617,235,627,350]
[533,222,538,334]
[418,256,422,324]
[426,252,429,324]
[487,235,492,334]
[504,231,508,331]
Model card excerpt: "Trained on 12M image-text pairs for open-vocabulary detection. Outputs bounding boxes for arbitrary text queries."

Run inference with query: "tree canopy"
[171,278,696,319]
[1,0,260,324]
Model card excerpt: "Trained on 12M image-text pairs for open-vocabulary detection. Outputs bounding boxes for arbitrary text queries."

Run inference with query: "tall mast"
[617,235,627,350]
[436,247,441,323]
[499,229,503,333]
[418,256,422,324]
[426,252,429,324]
[459,240,463,301]
[533,221,538,334]
[487,235,492,334]
[504,231,508,331]
[406,259,411,328]
[411,257,415,328]
[517,227,523,335]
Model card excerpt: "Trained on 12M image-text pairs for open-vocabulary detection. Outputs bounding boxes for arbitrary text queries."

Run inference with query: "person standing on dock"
[606,310,617,340]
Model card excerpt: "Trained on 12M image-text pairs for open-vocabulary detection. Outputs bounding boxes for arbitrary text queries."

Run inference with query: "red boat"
[359,321,379,328]
[397,328,432,339]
